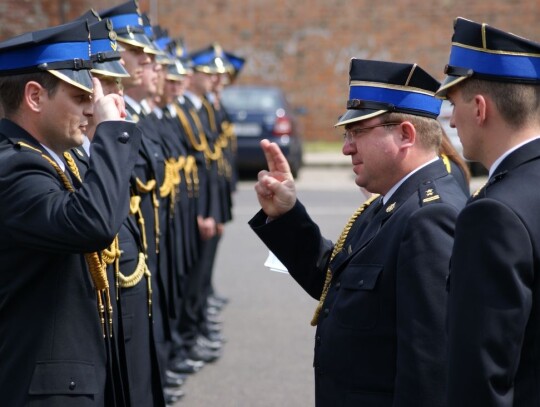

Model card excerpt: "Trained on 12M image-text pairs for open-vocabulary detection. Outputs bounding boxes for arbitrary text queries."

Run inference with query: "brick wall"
[1,0,539,140]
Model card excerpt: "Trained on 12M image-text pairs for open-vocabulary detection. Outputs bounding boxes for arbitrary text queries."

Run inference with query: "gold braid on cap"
[310,194,380,326]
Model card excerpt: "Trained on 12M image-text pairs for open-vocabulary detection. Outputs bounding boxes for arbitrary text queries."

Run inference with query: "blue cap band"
[0,42,90,70]
[91,38,115,54]
[192,52,215,66]
[108,13,142,29]
[449,44,540,80]
[156,36,171,51]
[349,85,442,116]
[143,26,153,38]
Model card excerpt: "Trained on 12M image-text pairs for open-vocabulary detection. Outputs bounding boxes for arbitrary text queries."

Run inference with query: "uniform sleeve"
[447,199,532,406]
[0,121,142,253]
[394,203,459,407]
[249,200,333,300]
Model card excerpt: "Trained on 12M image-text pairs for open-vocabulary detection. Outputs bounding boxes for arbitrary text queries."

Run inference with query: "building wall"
[1,0,539,140]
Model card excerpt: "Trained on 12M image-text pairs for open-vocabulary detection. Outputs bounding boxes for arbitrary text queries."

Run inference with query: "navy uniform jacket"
[448,138,540,406]
[0,118,141,407]
[250,159,467,407]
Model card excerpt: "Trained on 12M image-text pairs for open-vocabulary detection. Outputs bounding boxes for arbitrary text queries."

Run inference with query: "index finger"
[260,139,291,174]
[92,77,104,101]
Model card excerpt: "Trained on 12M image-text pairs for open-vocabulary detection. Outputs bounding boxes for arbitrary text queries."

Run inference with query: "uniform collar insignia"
[385,202,396,213]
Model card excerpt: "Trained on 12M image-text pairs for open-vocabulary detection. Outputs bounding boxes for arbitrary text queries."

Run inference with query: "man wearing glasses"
[249,59,467,406]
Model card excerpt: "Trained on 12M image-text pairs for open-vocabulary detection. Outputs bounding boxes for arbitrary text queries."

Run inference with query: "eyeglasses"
[342,122,401,144]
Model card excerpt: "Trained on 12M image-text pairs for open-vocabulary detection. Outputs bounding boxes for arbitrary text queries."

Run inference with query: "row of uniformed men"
[0,0,244,406]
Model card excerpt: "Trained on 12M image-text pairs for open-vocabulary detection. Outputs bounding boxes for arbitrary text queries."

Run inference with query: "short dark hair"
[0,72,61,117]
[460,79,540,128]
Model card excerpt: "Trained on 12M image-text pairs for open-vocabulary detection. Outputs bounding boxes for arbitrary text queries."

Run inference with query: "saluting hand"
[91,77,127,123]
[254,139,297,218]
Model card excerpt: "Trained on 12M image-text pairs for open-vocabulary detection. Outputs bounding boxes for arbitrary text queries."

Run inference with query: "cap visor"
[435,75,469,99]
[166,73,186,81]
[91,60,130,78]
[144,41,167,56]
[334,108,387,127]
[48,69,93,93]
[117,33,155,51]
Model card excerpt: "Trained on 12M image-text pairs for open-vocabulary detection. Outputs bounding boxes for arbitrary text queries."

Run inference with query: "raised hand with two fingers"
[254,139,297,219]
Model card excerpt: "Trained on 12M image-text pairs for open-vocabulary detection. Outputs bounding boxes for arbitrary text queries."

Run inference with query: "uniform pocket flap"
[28,361,98,395]
[341,264,383,290]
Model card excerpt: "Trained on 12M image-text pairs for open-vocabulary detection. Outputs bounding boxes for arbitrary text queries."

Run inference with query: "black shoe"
[169,359,202,374]
[206,322,222,333]
[207,297,225,311]
[165,370,186,388]
[206,305,221,316]
[204,330,226,343]
[210,293,229,305]
[164,387,185,405]
[206,314,223,324]
[187,344,221,363]
[186,358,205,368]
[196,335,223,351]
[166,370,187,381]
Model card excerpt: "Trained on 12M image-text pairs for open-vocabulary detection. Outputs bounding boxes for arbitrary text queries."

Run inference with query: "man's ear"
[23,81,46,113]
[398,121,416,149]
[474,94,487,126]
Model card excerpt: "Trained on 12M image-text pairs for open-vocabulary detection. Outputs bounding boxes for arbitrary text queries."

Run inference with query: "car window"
[222,87,283,111]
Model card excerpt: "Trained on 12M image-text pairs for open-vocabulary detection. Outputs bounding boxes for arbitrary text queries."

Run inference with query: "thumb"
[92,77,104,101]
[263,174,288,194]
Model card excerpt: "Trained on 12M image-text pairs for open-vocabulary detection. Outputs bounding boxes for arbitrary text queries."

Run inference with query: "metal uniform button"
[69,381,76,390]
[316,336,321,346]
[358,279,364,287]
[323,308,329,316]
[118,131,130,144]
[335,281,341,289]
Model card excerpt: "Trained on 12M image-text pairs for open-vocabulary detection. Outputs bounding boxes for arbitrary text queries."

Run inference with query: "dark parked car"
[221,85,304,177]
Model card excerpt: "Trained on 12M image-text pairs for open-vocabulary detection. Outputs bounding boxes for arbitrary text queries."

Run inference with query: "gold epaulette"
[420,181,441,205]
